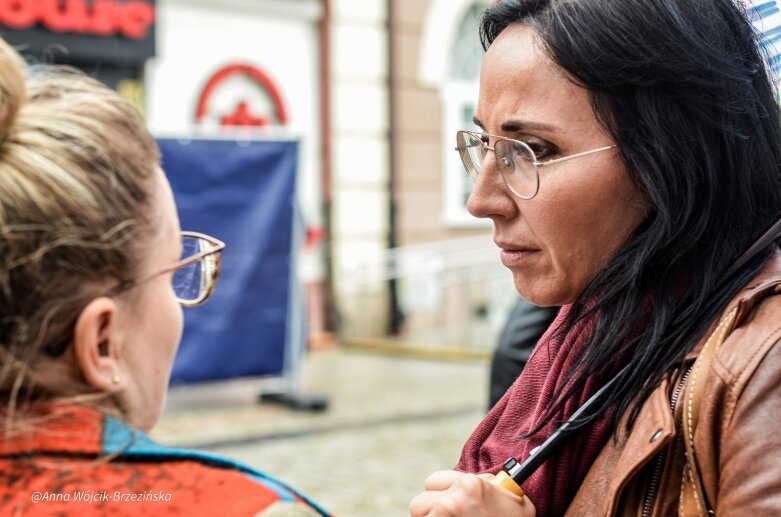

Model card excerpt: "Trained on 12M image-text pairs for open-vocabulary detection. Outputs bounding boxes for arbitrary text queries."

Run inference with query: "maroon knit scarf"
[456,304,622,517]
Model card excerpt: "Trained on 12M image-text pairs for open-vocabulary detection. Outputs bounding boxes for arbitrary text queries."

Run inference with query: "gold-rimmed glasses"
[44,231,226,357]
[121,231,226,307]
[455,130,617,199]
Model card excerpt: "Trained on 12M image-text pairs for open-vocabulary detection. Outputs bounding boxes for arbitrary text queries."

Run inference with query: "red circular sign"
[195,63,288,127]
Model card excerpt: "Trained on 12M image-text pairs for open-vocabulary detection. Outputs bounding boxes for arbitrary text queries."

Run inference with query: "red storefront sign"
[0,0,155,40]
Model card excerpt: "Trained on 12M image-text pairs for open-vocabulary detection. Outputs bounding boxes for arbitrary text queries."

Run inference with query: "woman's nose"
[466,152,516,219]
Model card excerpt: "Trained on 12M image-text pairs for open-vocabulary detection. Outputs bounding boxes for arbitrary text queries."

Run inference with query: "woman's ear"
[72,297,123,392]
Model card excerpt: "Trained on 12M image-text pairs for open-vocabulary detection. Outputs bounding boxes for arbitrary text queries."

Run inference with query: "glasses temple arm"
[537,144,617,167]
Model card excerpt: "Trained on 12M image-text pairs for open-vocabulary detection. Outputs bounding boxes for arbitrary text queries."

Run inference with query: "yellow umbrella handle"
[491,470,525,497]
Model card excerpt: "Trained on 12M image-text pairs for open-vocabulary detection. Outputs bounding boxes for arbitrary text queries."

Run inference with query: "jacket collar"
[685,250,781,360]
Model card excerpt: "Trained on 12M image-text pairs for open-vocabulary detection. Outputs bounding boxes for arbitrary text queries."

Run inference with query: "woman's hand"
[409,470,536,517]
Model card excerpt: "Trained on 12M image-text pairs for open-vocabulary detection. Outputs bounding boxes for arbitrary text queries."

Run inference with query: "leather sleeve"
[717,333,781,514]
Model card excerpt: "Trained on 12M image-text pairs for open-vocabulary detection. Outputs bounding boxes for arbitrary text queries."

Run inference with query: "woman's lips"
[499,248,540,267]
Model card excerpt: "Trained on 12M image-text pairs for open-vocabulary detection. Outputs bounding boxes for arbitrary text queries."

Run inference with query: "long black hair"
[480,0,781,433]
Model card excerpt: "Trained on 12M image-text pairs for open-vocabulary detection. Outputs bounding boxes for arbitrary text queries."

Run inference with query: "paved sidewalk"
[152,349,489,516]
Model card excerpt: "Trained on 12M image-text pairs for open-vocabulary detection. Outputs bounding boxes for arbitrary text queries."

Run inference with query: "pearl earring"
[112,375,121,385]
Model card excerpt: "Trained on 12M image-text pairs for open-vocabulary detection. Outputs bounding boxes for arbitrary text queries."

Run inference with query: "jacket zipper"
[641,364,693,517]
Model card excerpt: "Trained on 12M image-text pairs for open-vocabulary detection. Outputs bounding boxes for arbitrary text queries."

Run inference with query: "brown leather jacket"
[566,254,781,516]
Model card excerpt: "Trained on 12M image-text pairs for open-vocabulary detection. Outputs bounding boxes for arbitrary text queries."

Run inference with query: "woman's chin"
[513,275,571,307]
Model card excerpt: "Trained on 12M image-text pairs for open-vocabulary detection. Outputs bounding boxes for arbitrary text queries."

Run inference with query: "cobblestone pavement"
[152,349,489,516]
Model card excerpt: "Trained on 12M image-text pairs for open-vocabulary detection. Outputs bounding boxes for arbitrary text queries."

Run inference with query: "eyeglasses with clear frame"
[113,231,226,307]
[455,130,617,199]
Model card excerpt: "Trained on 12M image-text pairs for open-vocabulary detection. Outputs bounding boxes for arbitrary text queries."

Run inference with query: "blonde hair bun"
[0,38,26,144]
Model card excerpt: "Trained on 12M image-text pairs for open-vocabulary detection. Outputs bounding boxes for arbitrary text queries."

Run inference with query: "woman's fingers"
[410,471,535,517]
[424,470,473,490]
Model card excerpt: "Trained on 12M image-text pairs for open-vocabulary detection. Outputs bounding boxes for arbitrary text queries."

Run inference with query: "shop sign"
[0,0,156,65]
[0,0,154,39]
[196,63,289,128]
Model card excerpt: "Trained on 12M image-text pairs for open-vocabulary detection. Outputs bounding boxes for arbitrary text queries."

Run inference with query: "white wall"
[145,0,323,225]
[329,0,389,278]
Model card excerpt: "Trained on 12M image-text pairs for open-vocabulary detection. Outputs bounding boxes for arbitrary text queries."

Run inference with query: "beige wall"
[392,0,487,246]
[330,0,501,342]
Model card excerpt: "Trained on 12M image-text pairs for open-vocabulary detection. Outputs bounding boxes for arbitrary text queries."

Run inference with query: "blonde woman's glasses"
[455,130,617,200]
[120,231,226,307]
[160,231,224,307]
[45,232,226,357]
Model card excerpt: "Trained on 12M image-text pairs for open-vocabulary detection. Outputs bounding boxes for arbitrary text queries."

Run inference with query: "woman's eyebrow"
[472,115,560,134]
[501,119,561,133]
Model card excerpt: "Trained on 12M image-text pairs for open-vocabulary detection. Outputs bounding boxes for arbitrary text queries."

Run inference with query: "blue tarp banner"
[158,138,298,383]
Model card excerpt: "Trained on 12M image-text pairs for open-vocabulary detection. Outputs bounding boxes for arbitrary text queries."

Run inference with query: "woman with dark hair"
[410,0,781,515]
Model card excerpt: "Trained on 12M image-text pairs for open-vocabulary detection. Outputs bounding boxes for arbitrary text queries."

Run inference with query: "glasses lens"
[173,235,222,305]
[456,131,484,182]
[173,236,206,303]
[494,139,540,199]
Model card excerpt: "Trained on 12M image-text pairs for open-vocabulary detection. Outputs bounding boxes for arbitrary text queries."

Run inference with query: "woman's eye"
[526,141,556,161]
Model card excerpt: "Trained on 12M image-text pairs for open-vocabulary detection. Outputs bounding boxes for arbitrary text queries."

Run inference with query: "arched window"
[441,1,489,227]
[449,3,486,81]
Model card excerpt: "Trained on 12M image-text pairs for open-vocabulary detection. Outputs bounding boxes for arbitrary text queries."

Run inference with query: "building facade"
[0,0,502,347]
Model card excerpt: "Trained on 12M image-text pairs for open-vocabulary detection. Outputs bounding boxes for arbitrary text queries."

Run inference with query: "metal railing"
[339,234,519,358]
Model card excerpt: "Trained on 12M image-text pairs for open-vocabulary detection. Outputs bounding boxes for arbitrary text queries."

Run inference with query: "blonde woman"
[0,39,328,516]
